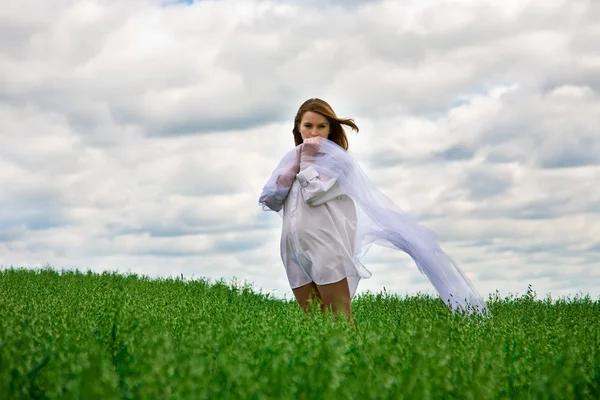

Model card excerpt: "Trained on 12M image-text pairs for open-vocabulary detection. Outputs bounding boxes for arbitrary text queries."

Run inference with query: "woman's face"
[299,111,330,141]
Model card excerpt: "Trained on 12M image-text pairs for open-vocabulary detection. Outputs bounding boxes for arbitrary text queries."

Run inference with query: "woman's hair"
[292,98,359,151]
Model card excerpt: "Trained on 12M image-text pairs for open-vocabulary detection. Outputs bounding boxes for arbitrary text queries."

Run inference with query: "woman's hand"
[302,137,321,157]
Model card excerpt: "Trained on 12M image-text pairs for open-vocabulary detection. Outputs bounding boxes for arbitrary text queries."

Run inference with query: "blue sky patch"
[162,0,194,7]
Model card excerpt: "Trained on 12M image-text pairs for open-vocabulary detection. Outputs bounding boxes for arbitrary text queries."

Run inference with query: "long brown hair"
[292,98,359,151]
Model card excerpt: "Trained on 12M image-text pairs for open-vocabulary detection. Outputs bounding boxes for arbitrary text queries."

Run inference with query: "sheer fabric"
[259,139,486,313]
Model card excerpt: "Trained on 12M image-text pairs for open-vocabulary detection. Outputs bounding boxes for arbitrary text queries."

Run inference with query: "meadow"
[1,267,598,399]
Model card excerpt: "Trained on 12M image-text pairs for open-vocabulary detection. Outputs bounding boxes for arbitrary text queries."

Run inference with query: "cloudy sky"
[1,0,599,300]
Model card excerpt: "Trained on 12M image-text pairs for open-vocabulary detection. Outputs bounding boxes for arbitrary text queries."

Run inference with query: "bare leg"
[316,278,354,322]
[292,282,323,312]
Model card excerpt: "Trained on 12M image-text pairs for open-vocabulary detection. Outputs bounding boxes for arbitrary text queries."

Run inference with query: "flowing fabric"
[259,139,487,313]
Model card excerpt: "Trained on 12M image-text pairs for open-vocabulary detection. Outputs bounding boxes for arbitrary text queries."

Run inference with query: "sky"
[1,0,599,301]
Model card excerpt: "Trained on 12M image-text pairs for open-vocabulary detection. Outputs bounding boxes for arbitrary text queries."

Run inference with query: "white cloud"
[1,0,599,300]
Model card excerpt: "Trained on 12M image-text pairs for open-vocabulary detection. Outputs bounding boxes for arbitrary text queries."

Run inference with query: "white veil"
[260,139,487,313]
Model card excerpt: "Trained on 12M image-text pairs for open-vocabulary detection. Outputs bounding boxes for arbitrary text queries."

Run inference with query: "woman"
[259,98,486,320]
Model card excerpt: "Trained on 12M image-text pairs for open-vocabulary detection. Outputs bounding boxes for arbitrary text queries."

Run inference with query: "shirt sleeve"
[259,146,302,213]
[259,166,299,212]
[296,165,342,206]
[259,185,288,212]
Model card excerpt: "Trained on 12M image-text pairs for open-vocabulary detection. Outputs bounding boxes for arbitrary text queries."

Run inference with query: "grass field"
[1,267,599,399]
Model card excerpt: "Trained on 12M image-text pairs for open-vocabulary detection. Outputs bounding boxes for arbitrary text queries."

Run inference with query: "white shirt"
[279,165,369,297]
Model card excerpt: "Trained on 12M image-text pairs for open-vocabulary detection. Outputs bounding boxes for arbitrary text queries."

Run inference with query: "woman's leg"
[292,282,323,312]
[316,278,353,320]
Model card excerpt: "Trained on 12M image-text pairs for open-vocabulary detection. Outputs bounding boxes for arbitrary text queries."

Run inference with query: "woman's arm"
[259,147,301,212]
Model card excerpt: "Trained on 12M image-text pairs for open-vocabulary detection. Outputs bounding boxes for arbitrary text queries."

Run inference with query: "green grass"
[1,267,599,399]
